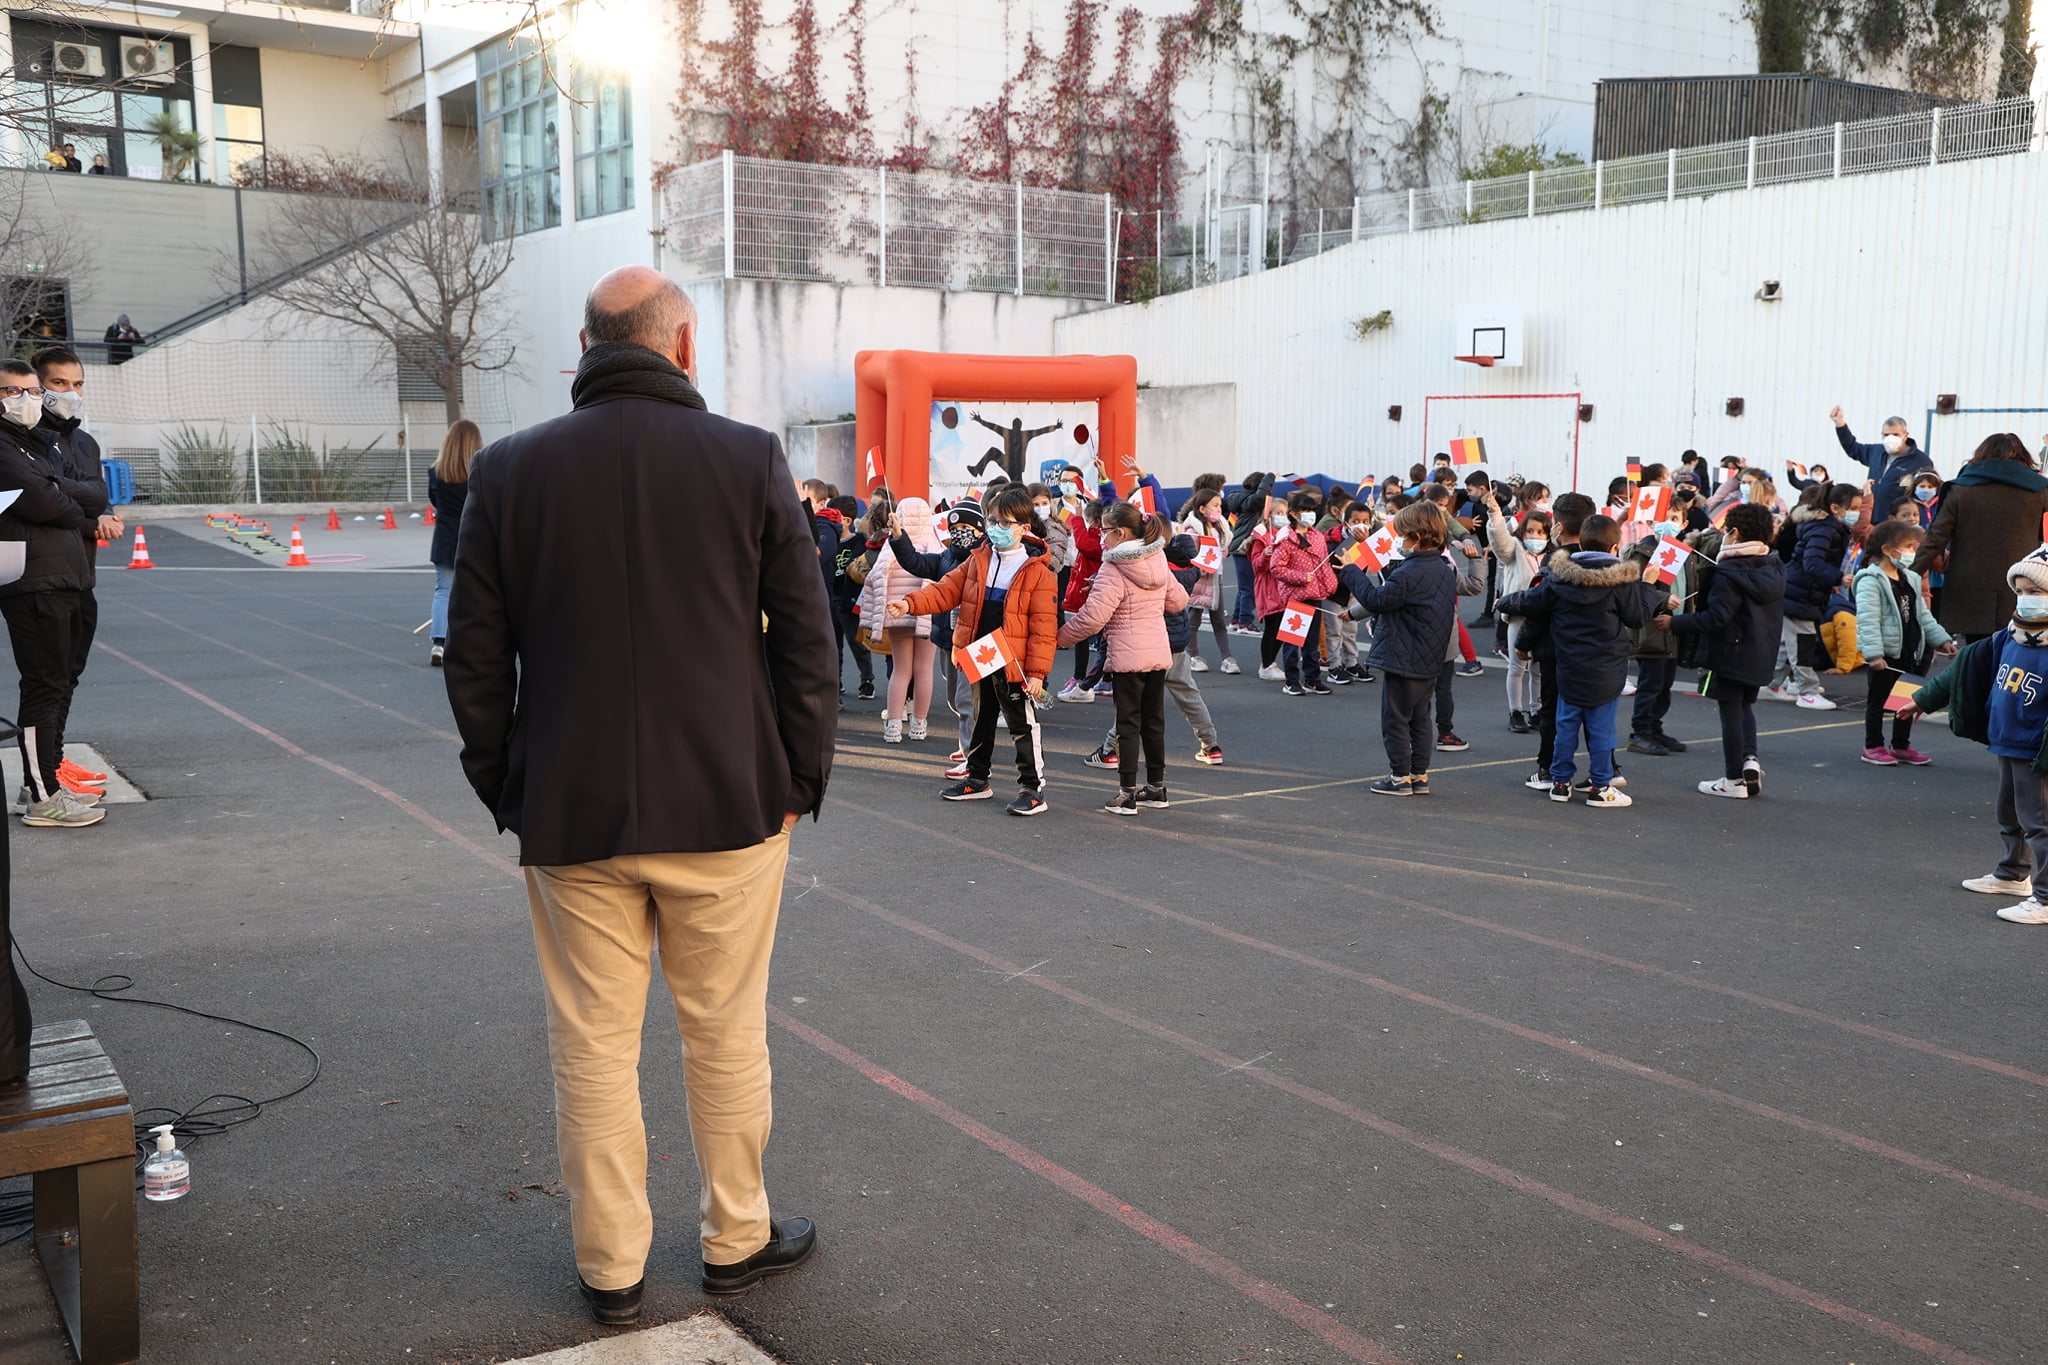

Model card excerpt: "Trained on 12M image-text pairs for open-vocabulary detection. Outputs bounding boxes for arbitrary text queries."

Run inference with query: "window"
[478,34,560,238]
[7,21,201,179]
[571,62,631,219]
[215,104,264,185]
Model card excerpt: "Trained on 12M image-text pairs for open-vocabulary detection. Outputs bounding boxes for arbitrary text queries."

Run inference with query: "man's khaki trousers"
[525,832,790,1289]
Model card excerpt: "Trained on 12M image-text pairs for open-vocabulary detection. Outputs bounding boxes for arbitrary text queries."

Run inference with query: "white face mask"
[2017,593,2048,621]
[1882,434,1906,455]
[1296,511,1317,527]
[0,393,39,429]
[42,390,82,422]
[1522,536,1548,554]
[1652,520,1679,537]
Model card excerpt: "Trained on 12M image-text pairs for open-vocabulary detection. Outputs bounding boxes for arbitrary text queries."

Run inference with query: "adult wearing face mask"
[1912,433,2048,644]
[0,359,106,828]
[1830,406,1934,493]
[31,348,117,799]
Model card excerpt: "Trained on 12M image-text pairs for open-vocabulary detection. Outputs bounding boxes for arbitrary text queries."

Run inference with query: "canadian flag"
[1194,535,1223,573]
[1130,484,1156,515]
[953,630,1015,682]
[1630,484,1671,523]
[1348,525,1401,572]
[863,447,882,487]
[1644,536,1688,586]
[1276,601,1315,645]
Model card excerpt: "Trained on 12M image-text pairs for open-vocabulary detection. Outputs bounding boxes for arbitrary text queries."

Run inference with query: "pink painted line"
[770,1007,1411,1365]
[836,802,2048,1215]
[804,878,1997,1365]
[101,644,517,879]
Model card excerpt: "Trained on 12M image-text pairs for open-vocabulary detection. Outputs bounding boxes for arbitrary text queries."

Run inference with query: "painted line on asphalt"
[134,576,425,669]
[771,1006,1412,1365]
[838,801,2048,1216]
[803,876,1996,1365]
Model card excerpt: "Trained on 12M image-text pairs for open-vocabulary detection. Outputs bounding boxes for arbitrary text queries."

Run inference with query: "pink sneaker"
[1860,746,1898,766]
[1891,744,1933,766]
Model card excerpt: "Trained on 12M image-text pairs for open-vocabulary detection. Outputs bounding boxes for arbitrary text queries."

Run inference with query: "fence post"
[1593,160,1603,210]
[250,414,261,505]
[1104,194,1114,302]
[1526,169,1536,217]
[877,167,888,287]
[1745,135,1756,190]
[1929,106,1943,166]
[720,149,736,280]
[1832,121,1844,178]
[402,420,412,505]
[1666,147,1676,201]
[1316,206,1324,252]
[1464,179,1472,219]
[1404,189,1412,233]
[1014,182,1024,297]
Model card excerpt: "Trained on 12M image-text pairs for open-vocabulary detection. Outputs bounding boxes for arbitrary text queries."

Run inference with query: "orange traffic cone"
[381,507,397,530]
[326,507,341,531]
[423,504,436,528]
[126,526,156,569]
[286,526,311,567]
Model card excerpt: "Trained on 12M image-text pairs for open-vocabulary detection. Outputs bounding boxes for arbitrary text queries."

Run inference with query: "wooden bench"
[0,1021,139,1365]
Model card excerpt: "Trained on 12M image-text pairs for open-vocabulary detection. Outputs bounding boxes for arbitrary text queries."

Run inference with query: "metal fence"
[661,151,1114,301]
[1269,95,2038,271]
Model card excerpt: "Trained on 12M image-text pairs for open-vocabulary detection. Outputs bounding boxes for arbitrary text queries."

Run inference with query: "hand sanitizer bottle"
[143,1124,190,1202]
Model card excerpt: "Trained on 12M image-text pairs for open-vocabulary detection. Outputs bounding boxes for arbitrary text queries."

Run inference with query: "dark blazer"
[1670,550,1786,687]
[0,421,97,597]
[427,470,468,567]
[444,390,838,866]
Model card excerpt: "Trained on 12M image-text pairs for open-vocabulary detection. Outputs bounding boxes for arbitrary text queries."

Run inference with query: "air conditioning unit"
[51,41,105,79]
[120,36,176,83]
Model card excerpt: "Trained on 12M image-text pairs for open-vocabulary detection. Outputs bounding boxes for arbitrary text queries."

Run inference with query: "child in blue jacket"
[1337,502,1456,797]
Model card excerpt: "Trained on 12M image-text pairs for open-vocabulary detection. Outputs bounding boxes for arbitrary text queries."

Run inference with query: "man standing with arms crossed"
[445,267,838,1324]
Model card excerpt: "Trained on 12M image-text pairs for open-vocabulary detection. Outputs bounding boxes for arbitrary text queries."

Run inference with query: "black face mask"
[949,528,984,553]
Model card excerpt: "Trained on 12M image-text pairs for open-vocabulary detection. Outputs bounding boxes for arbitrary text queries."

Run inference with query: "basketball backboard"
[1452,303,1524,369]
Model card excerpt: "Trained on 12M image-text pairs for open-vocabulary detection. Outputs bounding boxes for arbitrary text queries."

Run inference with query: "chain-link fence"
[661,152,1113,302]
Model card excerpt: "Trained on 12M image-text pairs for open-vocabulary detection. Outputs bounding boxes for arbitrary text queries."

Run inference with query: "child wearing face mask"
[1488,493,1549,733]
[1621,501,1697,757]
[1853,520,1953,766]
[1767,483,1860,710]
[1897,547,2048,921]
[1175,488,1238,673]
[1246,495,1295,680]
[1058,501,1107,702]
[1265,490,1338,695]
[1338,503,1457,794]
[1326,501,1379,683]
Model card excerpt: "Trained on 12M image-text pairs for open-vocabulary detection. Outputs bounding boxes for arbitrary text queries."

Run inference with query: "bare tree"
[0,173,91,357]
[255,152,516,423]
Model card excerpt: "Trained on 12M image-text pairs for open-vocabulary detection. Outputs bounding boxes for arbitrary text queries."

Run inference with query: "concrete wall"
[258,49,413,163]
[1055,145,2048,494]
[785,420,857,488]
[1136,383,1238,489]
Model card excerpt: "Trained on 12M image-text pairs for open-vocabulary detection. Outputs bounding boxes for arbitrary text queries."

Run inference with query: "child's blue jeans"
[1550,695,1621,788]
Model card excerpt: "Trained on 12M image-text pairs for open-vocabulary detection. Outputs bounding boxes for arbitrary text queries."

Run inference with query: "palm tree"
[138,110,202,182]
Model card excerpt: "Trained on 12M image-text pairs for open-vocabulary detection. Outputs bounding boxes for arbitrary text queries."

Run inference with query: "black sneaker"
[1507,710,1531,734]
[1525,770,1553,791]
[1408,774,1431,796]
[1654,731,1689,753]
[1328,669,1353,685]
[579,1276,644,1325]
[941,779,994,801]
[1103,789,1138,816]
[1353,668,1376,684]
[1281,683,1305,697]
[1304,680,1333,696]
[1081,747,1117,769]
[1571,775,1628,792]
[1136,785,1170,809]
[1436,732,1470,752]
[1626,734,1670,756]
[856,680,875,701]
[701,1217,818,1296]
[1367,776,1411,796]
[1548,781,1574,803]
[1008,790,1049,816]
[1456,661,1486,677]
[1473,614,1497,628]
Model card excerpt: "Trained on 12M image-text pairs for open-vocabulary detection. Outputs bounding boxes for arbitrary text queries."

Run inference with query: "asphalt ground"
[3,524,2045,1364]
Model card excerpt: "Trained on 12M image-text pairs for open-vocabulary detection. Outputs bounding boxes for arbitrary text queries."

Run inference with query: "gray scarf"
[570,341,708,412]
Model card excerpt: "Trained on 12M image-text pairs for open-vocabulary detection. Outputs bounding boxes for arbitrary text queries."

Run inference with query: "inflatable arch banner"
[853,351,1139,505]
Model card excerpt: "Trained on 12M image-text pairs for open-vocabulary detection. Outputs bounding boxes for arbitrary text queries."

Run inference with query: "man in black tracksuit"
[0,358,105,827]
[34,347,115,776]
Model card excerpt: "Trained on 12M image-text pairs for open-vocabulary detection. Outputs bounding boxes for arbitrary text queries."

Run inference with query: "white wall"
[1054,145,2048,494]
[258,49,413,162]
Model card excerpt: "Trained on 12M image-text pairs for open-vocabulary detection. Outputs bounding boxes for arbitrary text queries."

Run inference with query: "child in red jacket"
[1058,502,1106,702]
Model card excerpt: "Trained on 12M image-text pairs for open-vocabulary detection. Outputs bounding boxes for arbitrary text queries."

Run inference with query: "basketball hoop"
[1454,355,1497,368]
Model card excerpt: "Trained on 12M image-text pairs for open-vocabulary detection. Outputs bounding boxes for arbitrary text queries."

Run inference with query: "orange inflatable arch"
[853,350,1139,503]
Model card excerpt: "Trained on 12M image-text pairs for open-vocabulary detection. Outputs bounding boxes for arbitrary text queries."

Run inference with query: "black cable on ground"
[0,932,322,1245]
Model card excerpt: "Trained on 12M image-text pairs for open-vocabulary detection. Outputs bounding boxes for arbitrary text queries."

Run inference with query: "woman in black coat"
[427,420,479,666]
[1912,433,2048,641]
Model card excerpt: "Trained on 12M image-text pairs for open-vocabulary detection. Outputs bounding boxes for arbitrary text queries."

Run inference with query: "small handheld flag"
[1883,676,1927,714]
[953,630,1015,682]
[1349,525,1401,572]
[1644,536,1687,587]
[1194,535,1223,573]
[1625,458,1642,485]
[863,447,883,487]
[1448,436,1486,466]
[1129,484,1157,515]
[1630,485,1671,523]
[1787,461,1809,481]
[1276,602,1315,646]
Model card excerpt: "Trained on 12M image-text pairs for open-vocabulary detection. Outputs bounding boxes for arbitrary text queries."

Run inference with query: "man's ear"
[578,328,589,354]
[675,320,697,383]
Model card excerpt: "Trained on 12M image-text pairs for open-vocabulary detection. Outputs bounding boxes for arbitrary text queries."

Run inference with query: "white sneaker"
[1188,655,1209,673]
[1698,777,1750,799]
[1622,682,1637,696]
[1742,756,1763,797]
[1257,664,1285,682]
[1996,898,2048,924]
[1220,657,1241,674]
[22,791,105,827]
[1524,771,1552,791]
[1795,693,1837,710]
[1060,687,1094,704]
[906,716,928,741]
[1585,785,1633,808]
[1964,874,2034,896]
[1057,680,1084,701]
[1759,685,1798,703]
[881,717,903,744]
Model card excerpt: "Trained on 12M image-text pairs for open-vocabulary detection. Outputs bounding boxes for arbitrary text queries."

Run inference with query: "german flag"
[1626,458,1642,484]
[1448,436,1486,466]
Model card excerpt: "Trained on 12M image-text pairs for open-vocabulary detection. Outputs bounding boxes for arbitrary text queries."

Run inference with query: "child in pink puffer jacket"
[860,496,943,743]
[1057,501,1189,815]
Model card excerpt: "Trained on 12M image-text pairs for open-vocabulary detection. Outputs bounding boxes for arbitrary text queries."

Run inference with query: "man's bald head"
[581,266,698,372]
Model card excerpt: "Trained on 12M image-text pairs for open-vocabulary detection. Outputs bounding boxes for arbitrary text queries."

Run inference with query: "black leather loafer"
[579,1275,644,1325]
[701,1217,817,1296]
